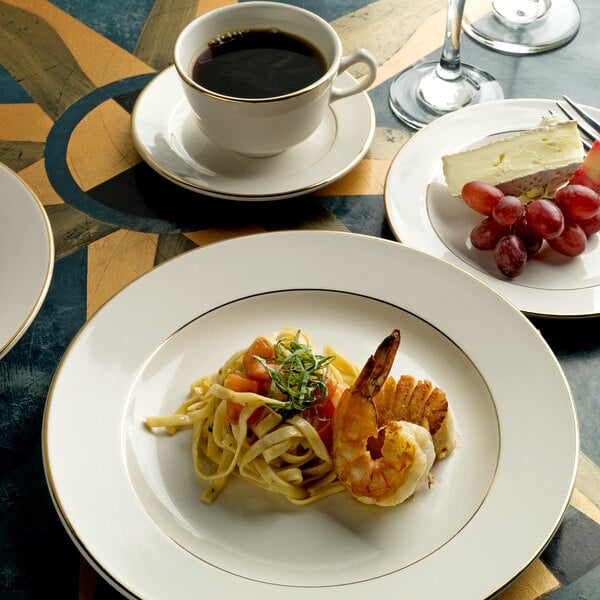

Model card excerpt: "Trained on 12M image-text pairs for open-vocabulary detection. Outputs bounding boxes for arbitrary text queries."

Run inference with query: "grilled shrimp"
[374,375,456,460]
[332,330,435,507]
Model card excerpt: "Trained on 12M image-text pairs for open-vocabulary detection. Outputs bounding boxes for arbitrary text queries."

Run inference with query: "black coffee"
[191,29,327,99]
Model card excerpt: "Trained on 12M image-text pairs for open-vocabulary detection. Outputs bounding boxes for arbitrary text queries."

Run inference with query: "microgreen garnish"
[255,331,334,418]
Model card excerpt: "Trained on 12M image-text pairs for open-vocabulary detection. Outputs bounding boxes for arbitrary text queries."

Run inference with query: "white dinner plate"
[131,66,375,201]
[0,162,54,359]
[43,231,578,599]
[384,98,600,317]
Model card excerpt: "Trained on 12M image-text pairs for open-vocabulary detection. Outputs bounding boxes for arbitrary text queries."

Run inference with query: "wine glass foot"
[463,0,580,54]
[388,60,504,130]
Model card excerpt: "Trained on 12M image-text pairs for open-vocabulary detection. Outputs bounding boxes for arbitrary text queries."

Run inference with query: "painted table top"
[1,1,599,598]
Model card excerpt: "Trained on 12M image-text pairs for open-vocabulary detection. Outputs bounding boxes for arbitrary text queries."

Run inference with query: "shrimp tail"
[353,329,401,399]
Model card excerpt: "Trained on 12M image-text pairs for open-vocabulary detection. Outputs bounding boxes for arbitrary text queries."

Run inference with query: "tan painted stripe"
[18,160,64,206]
[68,100,141,192]
[316,126,413,196]
[571,486,600,524]
[184,226,266,248]
[0,1,92,119]
[575,451,600,515]
[463,0,495,27]
[133,0,197,71]
[374,7,447,87]
[86,229,158,318]
[331,0,446,86]
[193,0,239,17]
[316,158,387,197]
[133,0,239,70]
[1,0,153,105]
[496,559,560,599]
[0,104,53,140]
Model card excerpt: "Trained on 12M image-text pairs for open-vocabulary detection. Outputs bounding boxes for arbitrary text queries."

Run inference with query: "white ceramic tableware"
[131,66,375,200]
[0,163,54,358]
[173,1,377,157]
[43,231,577,600]
[385,98,600,317]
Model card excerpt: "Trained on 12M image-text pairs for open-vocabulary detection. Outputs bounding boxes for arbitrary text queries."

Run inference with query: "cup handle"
[330,48,378,102]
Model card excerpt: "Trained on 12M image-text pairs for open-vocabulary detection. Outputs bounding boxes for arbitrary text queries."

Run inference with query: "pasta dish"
[145,327,456,507]
[145,327,358,505]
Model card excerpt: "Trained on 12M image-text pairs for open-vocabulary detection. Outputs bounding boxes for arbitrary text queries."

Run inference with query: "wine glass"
[462,0,581,54]
[388,0,504,130]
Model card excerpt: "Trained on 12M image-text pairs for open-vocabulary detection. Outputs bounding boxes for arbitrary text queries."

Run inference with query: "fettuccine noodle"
[144,328,359,505]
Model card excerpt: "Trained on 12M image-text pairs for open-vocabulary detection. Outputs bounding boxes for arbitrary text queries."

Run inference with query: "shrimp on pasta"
[144,327,355,505]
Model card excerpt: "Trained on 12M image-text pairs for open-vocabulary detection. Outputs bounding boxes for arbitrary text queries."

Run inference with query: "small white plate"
[385,98,600,317]
[131,66,375,201]
[0,163,54,358]
[43,231,577,600]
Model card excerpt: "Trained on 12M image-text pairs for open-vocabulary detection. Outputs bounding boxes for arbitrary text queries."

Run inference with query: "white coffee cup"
[174,1,377,157]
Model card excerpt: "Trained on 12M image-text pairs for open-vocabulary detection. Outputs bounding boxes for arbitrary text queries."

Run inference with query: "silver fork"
[555,95,600,151]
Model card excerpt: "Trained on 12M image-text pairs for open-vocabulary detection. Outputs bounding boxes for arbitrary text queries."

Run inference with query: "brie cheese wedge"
[442,119,585,199]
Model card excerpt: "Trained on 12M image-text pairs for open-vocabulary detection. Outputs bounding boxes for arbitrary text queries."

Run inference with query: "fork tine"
[554,105,592,151]
[561,95,600,144]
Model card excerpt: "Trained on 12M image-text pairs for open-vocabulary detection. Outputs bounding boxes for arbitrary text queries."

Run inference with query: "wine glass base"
[388,61,504,130]
[463,0,580,55]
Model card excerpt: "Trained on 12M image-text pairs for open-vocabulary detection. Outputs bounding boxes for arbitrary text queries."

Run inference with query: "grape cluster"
[462,181,600,277]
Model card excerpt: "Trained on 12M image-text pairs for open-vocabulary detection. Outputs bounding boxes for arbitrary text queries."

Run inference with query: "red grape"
[460,179,600,277]
[514,216,543,255]
[495,234,528,277]
[555,184,600,220]
[526,198,564,240]
[470,217,510,250]
[547,221,587,257]
[577,213,600,236]
[492,195,524,225]
[461,181,504,216]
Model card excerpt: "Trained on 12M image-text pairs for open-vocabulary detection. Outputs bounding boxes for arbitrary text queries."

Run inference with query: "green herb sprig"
[255,331,334,418]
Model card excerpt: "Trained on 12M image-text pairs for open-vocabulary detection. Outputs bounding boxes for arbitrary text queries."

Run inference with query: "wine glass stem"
[388,0,503,128]
[437,0,466,81]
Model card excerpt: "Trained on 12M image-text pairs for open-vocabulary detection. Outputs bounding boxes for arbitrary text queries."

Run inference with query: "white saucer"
[0,162,54,358]
[131,66,375,201]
